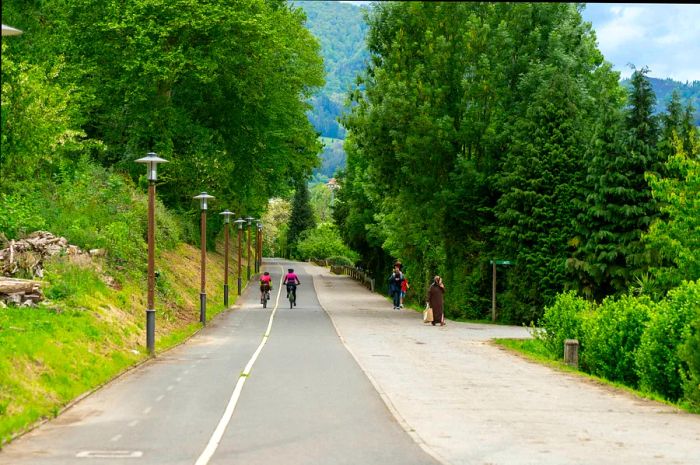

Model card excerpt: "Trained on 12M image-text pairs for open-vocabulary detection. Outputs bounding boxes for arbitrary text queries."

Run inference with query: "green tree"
[570,67,663,301]
[287,181,316,258]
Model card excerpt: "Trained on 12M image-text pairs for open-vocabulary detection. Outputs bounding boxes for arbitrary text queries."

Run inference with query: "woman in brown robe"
[427,275,445,326]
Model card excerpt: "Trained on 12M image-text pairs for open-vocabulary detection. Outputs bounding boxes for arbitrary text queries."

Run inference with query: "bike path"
[308,263,700,465]
[0,260,439,465]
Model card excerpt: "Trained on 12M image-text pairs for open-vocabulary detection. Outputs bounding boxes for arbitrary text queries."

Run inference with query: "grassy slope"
[0,242,250,446]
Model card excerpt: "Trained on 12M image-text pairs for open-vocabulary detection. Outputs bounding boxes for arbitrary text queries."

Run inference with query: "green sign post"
[489,259,514,322]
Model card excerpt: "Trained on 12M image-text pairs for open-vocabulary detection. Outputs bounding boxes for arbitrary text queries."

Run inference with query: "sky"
[580,3,700,83]
[340,2,700,83]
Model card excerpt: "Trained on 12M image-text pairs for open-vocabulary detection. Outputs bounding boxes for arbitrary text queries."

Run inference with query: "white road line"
[143,407,152,415]
[128,420,140,427]
[176,377,183,382]
[194,268,284,465]
[156,395,164,402]
[166,385,174,391]
[110,434,122,442]
[183,370,190,375]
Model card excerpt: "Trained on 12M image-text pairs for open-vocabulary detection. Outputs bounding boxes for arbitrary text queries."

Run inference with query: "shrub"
[325,256,355,266]
[537,291,593,358]
[677,281,700,407]
[635,281,700,401]
[581,294,652,386]
[295,223,359,262]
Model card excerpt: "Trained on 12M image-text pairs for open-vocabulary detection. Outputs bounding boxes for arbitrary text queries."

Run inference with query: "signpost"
[489,259,514,322]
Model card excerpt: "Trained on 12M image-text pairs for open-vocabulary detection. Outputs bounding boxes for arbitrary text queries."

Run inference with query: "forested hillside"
[293,1,370,180]
[623,77,700,125]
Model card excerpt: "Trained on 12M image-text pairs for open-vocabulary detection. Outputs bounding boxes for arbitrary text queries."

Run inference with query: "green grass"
[492,337,699,414]
[0,306,141,444]
[0,246,241,447]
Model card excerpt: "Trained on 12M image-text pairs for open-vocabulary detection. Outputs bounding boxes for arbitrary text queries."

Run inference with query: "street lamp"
[2,24,23,36]
[194,192,214,325]
[256,221,263,273]
[135,152,168,356]
[219,210,235,308]
[233,218,247,295]
[245,216,254,281]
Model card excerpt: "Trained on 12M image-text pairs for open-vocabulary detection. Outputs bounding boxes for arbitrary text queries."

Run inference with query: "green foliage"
[680,294,700,407]
[644,133,700,290]
[340,2,619,322]
[2,0,325,220]
[581,294,652,386]
[537,291,593,358]
[295,222,359,262]
[635,281,700,401]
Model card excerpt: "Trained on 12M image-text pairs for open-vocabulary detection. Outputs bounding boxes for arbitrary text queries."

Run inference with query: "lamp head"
[219,210,235,223]
[135,152,168,181]
[193,192,215,210]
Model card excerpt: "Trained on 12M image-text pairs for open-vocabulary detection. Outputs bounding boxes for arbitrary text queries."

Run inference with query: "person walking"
[427,275,445,326]
[388,265,404,310]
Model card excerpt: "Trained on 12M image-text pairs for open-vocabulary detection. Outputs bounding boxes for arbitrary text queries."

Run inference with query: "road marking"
[128,420,140,427]
[183,370,190,375]
[110,434,122,442]
[176,377,183,382]
[194,268,284,465]
[156,395,164,402]
[143,406,152,415]
[166,385,174,391]
[76,450,142,458]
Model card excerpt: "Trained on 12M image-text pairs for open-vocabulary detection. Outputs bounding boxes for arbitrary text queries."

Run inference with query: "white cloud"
[582,4,700,82]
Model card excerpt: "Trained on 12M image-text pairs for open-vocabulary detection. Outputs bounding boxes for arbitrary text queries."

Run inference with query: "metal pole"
[255,227,260,273]
[491,261,497,322]
[237,226,242,295]
[200,210,207,325]
[224,221,229,307]
[146,182,156,356]
[247,224,252,281]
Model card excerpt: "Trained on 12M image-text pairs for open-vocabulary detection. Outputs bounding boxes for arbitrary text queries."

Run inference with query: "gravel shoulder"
[307,263,700,465]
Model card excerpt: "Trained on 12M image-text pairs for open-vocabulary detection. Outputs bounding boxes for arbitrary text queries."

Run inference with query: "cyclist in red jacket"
[260,271,272,302]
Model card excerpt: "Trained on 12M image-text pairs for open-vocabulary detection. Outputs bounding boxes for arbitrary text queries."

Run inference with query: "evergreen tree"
[287,181,316,258]
[570,67,663,300]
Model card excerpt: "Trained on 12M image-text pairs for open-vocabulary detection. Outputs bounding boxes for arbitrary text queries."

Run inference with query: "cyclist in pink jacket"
[283,268,301,306]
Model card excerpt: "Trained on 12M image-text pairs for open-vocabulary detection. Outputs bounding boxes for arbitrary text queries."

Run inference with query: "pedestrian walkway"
[307,264,700,465]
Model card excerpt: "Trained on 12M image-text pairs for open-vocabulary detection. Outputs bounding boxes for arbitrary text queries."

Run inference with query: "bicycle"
[286,283,299,309]
[260,284,271,308]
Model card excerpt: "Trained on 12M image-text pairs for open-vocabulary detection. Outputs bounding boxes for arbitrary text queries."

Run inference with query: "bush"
[295,223,359,262]
[325,255,355,266]
[677,281,700,407]
[581,294,652,386]
[635,281,700,401]
[537,291,593,358]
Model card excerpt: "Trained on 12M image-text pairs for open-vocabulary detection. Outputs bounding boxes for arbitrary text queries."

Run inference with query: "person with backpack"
[388,264,404,310]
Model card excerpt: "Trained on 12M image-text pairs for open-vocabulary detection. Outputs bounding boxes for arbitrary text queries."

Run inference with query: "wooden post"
[564,339,579,368]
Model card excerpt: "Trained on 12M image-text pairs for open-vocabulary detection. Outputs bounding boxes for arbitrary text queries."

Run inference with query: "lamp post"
[135,153,168,356]
[194,192,214,325]
[234,218,246,295]
[256,221,263,273]
[245,216,254,281]
[220,210,235,308]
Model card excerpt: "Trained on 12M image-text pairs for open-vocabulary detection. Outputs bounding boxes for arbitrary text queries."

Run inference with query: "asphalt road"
[0,260,439,465]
